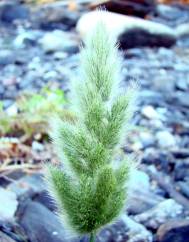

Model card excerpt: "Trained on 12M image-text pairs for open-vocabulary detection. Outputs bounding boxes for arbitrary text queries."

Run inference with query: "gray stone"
[1,3,30,23]
[98,214,152,242]
[156,4,184,21]
[152,74,175,92]
[134,199,183,229]
[156,131,176,148]
[157,219,189,242]
[44,71,58,80]
[122,215,153,242]
[0,85,5,96]
[3,99,14,109]
[0,50,14,66]
[177,181,189,199]
[18,201,71,242]
[13,30,41,49]
[0,231,16,242]
[176,79,188,91]
[177,92,189,107]
[32,3,80,30]
[8,174,45,198]
[128,189,164,215]
[102,0,156,18]
[0,187,18,220]
[39,30,78,53]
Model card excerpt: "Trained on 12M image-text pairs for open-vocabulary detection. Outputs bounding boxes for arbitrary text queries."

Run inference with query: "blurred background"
[0,0,189,241]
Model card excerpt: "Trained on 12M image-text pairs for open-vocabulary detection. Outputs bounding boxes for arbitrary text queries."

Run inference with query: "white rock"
[77,11,174,37]
[53,51,67,60]
[130,170,150,192]
[76,11,175,47]
[134,199,183,229]
[122,214,153,242]
[39,30,76,52]
[0,187,18,220]
[32,141,44,151]
[14,30,41,49]
[44,70,58,80]
[176,23,189,37]
[131,141,143,151]
[139,132,155,147]
[141,105,159,120]
[6,104,18,116]
[156,130,176,148]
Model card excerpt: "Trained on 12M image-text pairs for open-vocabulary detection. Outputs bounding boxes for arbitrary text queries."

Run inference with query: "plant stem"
[89,232,95,242]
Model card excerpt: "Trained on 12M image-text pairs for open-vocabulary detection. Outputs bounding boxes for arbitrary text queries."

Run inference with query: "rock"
[53,51,67,60]
[33,5,80,30]
[156,130,176,148]
[0,187,18,220]
[128,189,164,215]
[77,11,176,49]
[157,219,189,242]
[0,231,16,242]
[44,70,58,80]
[8,174,45,198]
[176,79,188,91]
[32,141,44,151]
[143,149,175,173]
[172,148,189,159]
[0,220,27,242]
[39,30,78,53]
[3,99,14,109]
[176,92,189,107]
[119,28,175,49]
[0,1,15,16]
[134,199,183,229]
[6,104,18,116]
[18,201,70,242]
[139,90,164,106]
[13,30,41,49]
[134,132,155,149]
[156,4,184,21]
[176,23,189,37]
[178,35,189,48]
[129,170,150,192]
[33,191,57,211]
[141,105,159,120]
[100,0,156,18]
[177,181,189,198]
[174,162,189,181]
[174,63,189,72]
[122,215,153,242]
[2,77,17,87]
[0,50,14,66]
[0,3,30,23]
[27,57,41,70]
[152,74,175,92]
[0,84,5,97]
[98,214,152,242]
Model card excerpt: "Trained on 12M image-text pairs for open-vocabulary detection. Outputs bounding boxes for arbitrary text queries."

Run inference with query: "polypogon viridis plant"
[45,21,137,242]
